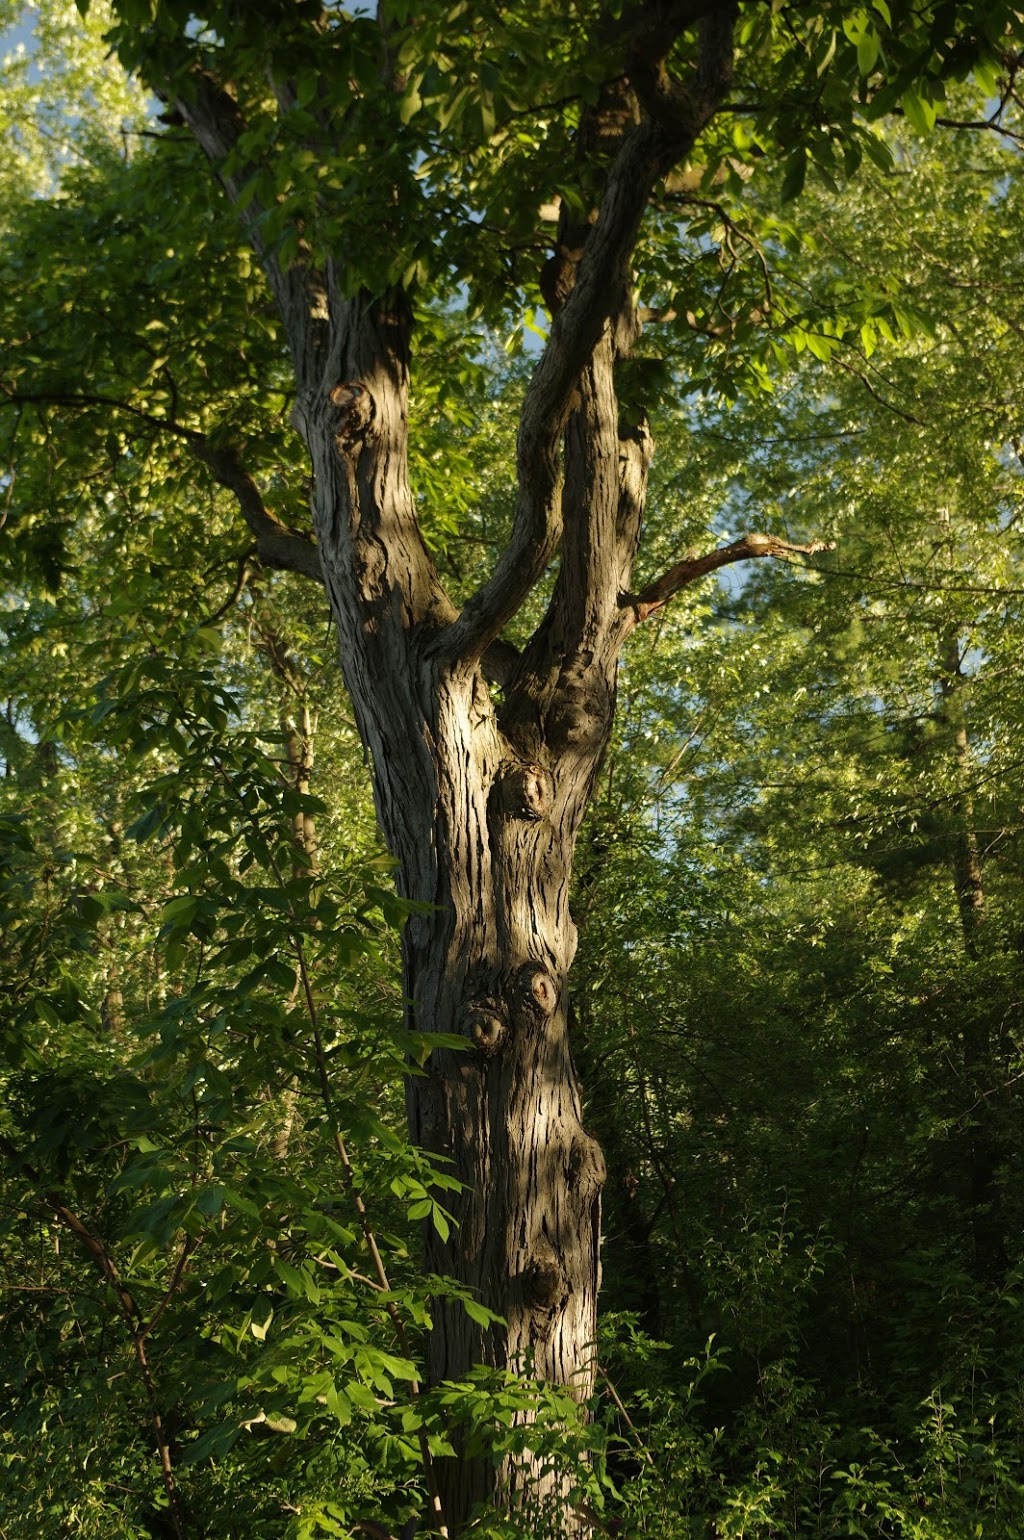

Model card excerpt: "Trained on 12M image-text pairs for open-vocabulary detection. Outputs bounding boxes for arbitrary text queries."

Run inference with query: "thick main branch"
[187,435,324,582]
[440,3,738,668]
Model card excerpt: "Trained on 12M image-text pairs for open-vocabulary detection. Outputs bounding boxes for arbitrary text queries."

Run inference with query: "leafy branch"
[0,1134,191,1540]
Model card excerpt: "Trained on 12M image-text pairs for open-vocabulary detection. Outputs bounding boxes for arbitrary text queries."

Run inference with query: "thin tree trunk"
[253,605,320,1162]
[938,632,985,952]
[938,629,1004,1273]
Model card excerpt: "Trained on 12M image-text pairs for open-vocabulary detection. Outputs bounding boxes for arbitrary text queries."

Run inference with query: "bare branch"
[138,1238,198,1342]
[201,555,253,626]
[831,355,926,426]
[627,531,835,620]
[1,386,194,441]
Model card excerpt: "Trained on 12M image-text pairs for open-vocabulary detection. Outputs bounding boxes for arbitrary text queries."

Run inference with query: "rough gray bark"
[162,7,752,1532]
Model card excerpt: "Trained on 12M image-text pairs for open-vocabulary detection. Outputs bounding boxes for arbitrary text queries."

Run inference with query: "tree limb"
[439,2,738,667]
[626,0,737,137]
[166,67,329,391]
[0,388,324,584]
[186,436,324,583]
[626,531,836,620]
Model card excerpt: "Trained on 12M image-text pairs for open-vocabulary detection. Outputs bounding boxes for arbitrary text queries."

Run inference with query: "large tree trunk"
[167,16,739,1530]
[286,298,628,1531]
[403,677,607,1523]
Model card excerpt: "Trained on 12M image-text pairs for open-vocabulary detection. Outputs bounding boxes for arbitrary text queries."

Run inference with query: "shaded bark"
[155,7,748,1531]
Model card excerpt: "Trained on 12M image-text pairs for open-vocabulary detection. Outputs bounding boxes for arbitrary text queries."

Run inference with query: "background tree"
[570,89,1024,1535]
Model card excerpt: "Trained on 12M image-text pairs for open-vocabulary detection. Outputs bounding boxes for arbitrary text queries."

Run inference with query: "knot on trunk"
[545,672,613,752]
[568,1133,607,1200]
[515,962,559,1020]
[463,1001,508,1057]
[329,380,375,447]
[528,1256,562,1307]
[525,1236,569,1326]
[540,250,578,316]
[495,761,554,821]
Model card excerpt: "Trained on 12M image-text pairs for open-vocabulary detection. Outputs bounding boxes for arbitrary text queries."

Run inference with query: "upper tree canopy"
[3,0,1014,606]
[91,0,1014,315]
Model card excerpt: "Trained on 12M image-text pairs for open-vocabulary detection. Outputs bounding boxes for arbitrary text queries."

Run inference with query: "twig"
[597,1363,658,1472]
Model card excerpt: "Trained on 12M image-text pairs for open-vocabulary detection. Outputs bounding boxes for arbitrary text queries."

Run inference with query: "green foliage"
[0,0,149,207]
[562,85,1024,1540]
[0,642,442,1538]
[6,3,1024,1537]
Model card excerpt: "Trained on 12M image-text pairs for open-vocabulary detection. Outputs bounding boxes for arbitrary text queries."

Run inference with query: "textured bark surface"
[296,305,626,1522]
[284,291,643,1525]
[164,8,743,1531]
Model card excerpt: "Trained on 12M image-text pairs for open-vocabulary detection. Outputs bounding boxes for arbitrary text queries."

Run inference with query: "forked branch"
[440,2,739,667]
[627,531,835,620]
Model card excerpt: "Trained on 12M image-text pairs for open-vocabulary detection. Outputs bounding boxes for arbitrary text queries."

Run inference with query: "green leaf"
[781,147,807,203]
[857,28,880,76]
[250,1301,273,1341]
[222,1187,261,1218]
[860,132,894,173]
[464,1298,497,1327]
[194,626,222,654]
[325,1382,353,1426]
[902,87,937,134]
[197,1184,225,1216]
